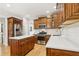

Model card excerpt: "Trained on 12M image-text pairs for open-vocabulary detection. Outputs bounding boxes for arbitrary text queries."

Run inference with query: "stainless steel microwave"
[39,24,46,29]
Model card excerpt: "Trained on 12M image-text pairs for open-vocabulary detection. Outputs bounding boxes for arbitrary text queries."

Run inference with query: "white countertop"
[46,35,79,52]
[9,35,34,40]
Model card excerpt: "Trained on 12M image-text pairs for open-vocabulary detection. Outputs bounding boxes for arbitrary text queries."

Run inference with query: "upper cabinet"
[8,17,23,45]
[51,3,64,28]
[34,17,52,29]
[34,19,40,29]
[52,3,79,27]
[53,11,63,28]
[8,17,23,37]
[34,3,79,29]
[64,3,79,20]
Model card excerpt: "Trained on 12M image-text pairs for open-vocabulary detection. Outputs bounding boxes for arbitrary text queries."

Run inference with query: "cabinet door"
[8,18,14,45]
[41,18,47,24]
[72,3,79,16]
[34,20,39,29]
[64,3,79,20]
[34,17,52,29]
[46,19,52,28]
[51,20,54,28]
[8,18,14,37]
[64,3,72,20]
[54,12,63,28]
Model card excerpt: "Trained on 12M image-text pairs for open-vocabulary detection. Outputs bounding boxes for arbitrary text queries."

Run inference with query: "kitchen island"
[46,36,79,56]
[9,35,36,56]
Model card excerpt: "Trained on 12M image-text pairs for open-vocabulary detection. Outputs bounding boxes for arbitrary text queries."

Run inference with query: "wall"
[28,20,34,35]
[22,18,34,35]
[0,19,2,43]
[22,18,29,35]
[34,29,61,35]
[62,21,79,45]
[0,17,8,46]
[3,17,8,46]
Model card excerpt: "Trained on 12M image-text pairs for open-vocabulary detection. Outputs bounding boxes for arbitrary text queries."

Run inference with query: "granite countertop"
[46,35,79,52]
[9,35,34,40]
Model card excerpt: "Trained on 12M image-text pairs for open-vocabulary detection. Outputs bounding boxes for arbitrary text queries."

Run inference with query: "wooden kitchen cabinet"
[46,48,79,56]
[55,13,60,28]
[8,18,14,37]
[51,3,64,28]
[8,17,22,45]
[46,18,52,28]
[52,3,79,28]
[8,17,22,37]
[34,17,52,29]
[53,11,63,28]
[34,19,39,29]
[10,36,36,56]
[64,3,79,20]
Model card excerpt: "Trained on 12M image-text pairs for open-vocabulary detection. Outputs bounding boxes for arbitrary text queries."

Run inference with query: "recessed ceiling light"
[6,4,11,7]
[53,6,56,9]
[47,15,51,18]
[46,10,50,14]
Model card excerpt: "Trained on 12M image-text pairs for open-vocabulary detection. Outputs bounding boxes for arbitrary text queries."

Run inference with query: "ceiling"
[0,3,56,20]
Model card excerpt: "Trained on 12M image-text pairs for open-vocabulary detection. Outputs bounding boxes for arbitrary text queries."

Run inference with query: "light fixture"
[47,15,51,18]
[53,6,56,9]
[6,4,11,7]
[46,10,50,14]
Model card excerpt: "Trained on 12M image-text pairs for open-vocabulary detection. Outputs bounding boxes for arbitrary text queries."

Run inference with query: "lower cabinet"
[10,36,35,56]
[46,48,79,56]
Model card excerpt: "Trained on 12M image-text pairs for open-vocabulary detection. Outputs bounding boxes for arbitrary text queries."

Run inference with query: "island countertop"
[9,35,34,40]
[46,35,79,52]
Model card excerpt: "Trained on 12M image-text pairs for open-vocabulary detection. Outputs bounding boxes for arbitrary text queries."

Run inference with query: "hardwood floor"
[0,44,10,56]
[0,44,46,56]
[26,44,46,56]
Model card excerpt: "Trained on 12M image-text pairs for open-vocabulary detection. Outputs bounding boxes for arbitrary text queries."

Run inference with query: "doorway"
[0,19,4,45]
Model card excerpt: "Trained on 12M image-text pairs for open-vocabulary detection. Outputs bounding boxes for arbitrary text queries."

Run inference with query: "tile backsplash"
[61,22,79,43]
[34,29,61,35]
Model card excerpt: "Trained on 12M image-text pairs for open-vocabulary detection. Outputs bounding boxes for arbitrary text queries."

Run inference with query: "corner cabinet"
[54,11,63,28]
[51,3,64,28]
[52,3,79,28]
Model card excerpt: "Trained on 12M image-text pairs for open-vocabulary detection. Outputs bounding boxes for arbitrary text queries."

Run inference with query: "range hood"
[59,19,79,27]
[63,19,79,25]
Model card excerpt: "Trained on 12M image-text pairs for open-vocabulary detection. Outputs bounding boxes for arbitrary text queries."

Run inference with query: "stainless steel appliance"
[37,31,47,45]
[39,24,46,29]
[14,24,22,36]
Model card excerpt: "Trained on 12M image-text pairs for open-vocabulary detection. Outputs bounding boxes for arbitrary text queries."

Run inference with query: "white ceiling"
[0,3,56,20]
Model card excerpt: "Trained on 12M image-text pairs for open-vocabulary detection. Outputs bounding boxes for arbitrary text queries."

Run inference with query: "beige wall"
[0,19,3,43]
[0,17,8,46]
